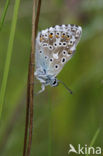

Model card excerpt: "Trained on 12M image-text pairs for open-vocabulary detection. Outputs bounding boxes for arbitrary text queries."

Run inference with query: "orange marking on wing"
[56,35,59,38]
[49,34,53,38]
[40,37,43,42]
[66,37,70,40]
[62,35,65,38]
[68,50,72,54]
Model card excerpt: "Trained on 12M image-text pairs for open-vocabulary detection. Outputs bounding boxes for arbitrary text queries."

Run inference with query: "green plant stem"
[0,0,11,30]
[86,128,100,156]
[0,0,21,119]
[48,90,52,156]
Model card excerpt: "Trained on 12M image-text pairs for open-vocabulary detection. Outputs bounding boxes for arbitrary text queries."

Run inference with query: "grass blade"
[0,0,11,30]
[48,100,52,156]
[0,0,21,119]
[86,128,100,156]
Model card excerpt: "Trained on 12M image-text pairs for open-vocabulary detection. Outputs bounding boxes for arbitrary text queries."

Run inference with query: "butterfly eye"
[61,57,66,64]
[52,79,56,85]
[54,64,59,69]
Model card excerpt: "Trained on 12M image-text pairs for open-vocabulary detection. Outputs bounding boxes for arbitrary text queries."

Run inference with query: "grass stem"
[0,0,20,120]
[86,128,100,156]
[0,0,11,30]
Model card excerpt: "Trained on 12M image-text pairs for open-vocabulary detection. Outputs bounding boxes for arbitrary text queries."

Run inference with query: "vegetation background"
[0,0,103,155]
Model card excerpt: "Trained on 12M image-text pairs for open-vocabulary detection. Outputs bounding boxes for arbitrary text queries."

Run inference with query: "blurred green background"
[0,0,103,155]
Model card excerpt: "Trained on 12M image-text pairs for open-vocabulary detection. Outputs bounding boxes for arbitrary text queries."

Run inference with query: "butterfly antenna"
[58,80,73,94]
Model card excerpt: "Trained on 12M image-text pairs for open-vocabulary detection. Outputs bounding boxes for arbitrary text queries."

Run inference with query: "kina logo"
[68,144,101,155]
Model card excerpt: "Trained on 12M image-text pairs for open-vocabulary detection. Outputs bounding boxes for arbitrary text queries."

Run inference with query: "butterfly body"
[35,24,82,93]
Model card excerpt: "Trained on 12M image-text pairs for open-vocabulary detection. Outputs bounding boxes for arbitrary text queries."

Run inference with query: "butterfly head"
[49,77,59,87]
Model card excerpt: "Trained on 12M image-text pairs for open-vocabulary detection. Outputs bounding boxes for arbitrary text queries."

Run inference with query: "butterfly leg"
[38,84,45,94]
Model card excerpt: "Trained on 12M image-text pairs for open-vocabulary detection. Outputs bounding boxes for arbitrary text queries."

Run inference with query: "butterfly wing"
[35,24,82,77]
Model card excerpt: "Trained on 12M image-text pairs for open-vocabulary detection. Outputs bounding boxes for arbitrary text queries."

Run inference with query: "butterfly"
[34,24,82,93]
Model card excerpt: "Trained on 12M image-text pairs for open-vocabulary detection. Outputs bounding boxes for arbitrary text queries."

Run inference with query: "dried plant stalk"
[23,0,41,156]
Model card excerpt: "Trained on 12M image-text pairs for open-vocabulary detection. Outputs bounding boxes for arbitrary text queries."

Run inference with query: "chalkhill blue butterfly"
[34,24,82,93]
